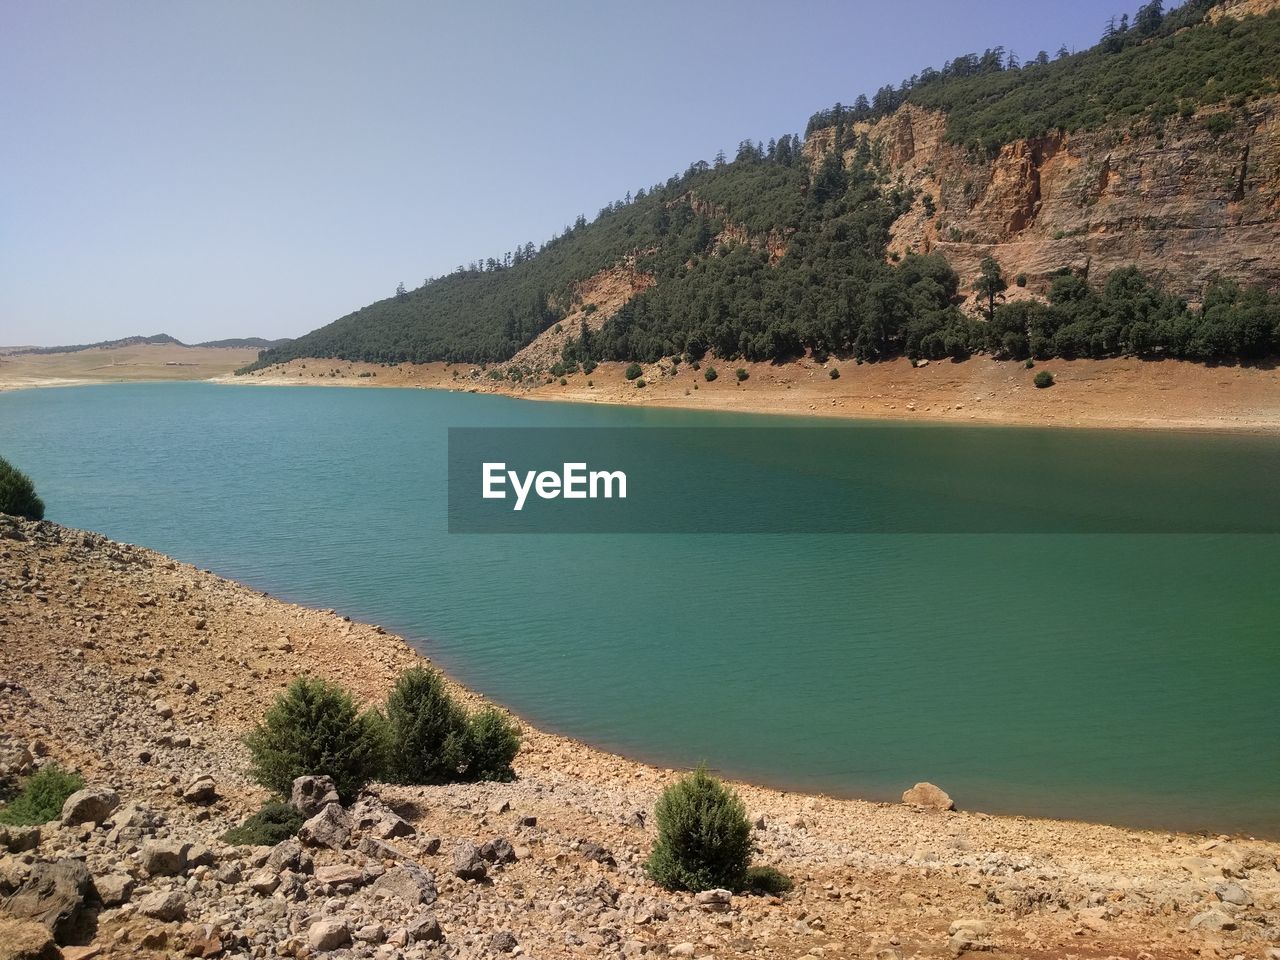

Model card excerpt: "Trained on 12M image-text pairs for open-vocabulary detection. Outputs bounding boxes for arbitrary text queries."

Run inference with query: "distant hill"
[9,334,291,356]
[251,0,1280,373]
[194,337,292,350]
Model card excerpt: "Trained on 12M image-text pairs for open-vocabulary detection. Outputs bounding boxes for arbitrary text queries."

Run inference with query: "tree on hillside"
[1136,0,1165,36]
[974,257,1009,322]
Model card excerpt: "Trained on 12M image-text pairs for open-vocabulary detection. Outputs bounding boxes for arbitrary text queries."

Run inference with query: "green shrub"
[1034,370,1055,388]
[221,801,305,846]
[0,458,45,521]
[636,378,646,389]
[1015,273,1028,288]
[735,368,749,382]
[829,368,840,379]
[559,378,567,386]
[1024,358,1035,369]
[384,667,469,785]
[704,367,718,382]
[384,667,521,785]
[647,766,752,893]
[244,677,385,802]
[463,707,520,782]
[0,764,83,826]
[625,362,644,381]
[744,865,793,895]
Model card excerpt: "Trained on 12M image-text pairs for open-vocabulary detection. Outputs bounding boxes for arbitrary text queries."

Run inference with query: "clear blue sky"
[3,0,1138,346]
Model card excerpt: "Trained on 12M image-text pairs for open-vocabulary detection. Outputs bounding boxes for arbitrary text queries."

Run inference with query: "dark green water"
[2,382,1277,835]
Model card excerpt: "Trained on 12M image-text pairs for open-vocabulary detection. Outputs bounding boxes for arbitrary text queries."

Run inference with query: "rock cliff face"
[809,95,1280,303]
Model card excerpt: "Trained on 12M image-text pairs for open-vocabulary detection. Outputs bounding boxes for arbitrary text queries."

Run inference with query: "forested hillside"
[247,0,1280,374]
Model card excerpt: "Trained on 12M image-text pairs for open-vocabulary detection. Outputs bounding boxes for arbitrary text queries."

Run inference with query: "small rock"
[479,836,517,864]
[297,803,352,850]
[1189,909,1236,932]
[490,930,518,953]
[371,864,437,905]
[94,873,134,907]
[408,914,444,944]
[308,919,351,951]
[152,699,173,719]
[1214,881,1251,906]
[289,775,340,817]
[695,889,733,912]
[315,864,364,887]
[580,841,616,866]
[137,890,187,922]
[140,839,190,876]
[181,777,217,805]
[452,841,487,881]
[247,870,281,895]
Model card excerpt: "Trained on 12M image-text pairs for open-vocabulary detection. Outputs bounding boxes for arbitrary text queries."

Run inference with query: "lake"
[2,382,1277,836]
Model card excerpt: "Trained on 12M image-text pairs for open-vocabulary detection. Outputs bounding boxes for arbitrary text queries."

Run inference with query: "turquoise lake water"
[2,382,1277,835]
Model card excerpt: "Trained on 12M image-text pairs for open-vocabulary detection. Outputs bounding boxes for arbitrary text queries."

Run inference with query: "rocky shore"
[2,516,1278,959]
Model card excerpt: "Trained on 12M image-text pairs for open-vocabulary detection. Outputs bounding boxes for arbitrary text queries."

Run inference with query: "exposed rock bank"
[2,516,1279,958]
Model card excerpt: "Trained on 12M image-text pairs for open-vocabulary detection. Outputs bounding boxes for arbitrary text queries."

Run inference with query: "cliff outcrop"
[810,95,1280,304]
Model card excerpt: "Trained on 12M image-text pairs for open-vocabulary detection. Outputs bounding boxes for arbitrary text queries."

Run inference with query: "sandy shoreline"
[220,354,1280,435]
[4,515,1280,957]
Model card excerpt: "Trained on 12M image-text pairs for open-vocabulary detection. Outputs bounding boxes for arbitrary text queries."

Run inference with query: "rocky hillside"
[4,516,1280,959]
[821,94,1280,301]
[247,0,1280,375]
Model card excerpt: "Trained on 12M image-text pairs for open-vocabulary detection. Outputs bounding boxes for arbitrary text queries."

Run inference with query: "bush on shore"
[384,666,470,785]
[244,676,386,803]
[221,801,305,846]
[625,362,643,380]
[1034,370,1055,388]
[0,457,45,521]
[462,706,521,782]
[647,766,753,893]
[246,667,522,798]
[0,763,84,826]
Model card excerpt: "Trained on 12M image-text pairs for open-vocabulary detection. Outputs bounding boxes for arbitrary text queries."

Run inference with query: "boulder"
[297,803,352,851]
[902,782,955,811]
[1,859,97,945]
[0,917,59,960]
[451,841,487,881]
[0,825,41,854]
[181,777,217,805]
[136,890,187,922]
[308,919,351,951]
[60,788,119,826]
[289,776,340,818]
[139,839,189,876]
[370,864,437,906]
